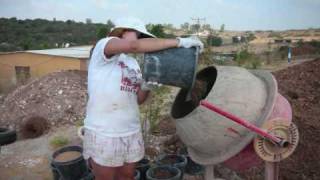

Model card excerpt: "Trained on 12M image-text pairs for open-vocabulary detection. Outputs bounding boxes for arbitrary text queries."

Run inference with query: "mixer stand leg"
[205,165,214,180]
[265,161,279,180]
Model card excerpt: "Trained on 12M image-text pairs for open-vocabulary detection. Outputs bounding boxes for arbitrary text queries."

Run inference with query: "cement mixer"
[171,66,299,180]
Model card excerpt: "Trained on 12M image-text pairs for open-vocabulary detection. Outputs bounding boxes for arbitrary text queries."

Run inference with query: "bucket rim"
[146,165,181,179]
[155,154,188,167]
[51,145,84,165]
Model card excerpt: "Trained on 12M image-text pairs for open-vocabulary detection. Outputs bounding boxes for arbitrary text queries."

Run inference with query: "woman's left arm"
[137,88,150,105]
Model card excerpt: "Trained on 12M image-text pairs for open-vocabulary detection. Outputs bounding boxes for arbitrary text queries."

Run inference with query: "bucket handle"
[144,55,161,82]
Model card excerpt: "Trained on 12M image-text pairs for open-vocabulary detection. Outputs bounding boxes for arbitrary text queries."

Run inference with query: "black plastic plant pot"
[79,168,94,180]
[135,169,141,180]
[177,147,204,176]
[146,165,181,180]
[51,145,89,180]
[136,158,150,180]
[185,156,205,176]
[50,163,60,180]
[155,154,187,180]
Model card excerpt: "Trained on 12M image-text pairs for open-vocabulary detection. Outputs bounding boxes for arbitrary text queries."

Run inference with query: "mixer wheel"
[254,118,299,162]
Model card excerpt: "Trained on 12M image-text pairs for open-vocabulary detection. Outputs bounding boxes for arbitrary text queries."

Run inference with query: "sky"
[0,0,320,31]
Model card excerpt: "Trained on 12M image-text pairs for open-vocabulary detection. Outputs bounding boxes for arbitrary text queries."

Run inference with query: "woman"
[83,17,203,180]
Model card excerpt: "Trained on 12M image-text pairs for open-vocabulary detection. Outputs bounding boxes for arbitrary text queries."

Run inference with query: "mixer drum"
[171,66,278,165]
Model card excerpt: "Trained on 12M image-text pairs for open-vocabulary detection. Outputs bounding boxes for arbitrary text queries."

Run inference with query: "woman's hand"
[177,36,204,52]
[140,80,162,91]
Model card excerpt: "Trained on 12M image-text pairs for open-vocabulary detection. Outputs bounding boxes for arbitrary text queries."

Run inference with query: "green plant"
[147,24,166,38]
[247,33,256,42]
[235,49,261,69]
[310,40,320,48]
[278,46,289,60]
[140,86,171,135]
[198,47,213,66]
[220,24,225,32]
[50,135,69,148]
[96,26,109,39]
[207,35,222,46]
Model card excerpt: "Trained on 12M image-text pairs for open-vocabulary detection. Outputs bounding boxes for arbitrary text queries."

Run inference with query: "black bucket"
[185,156,204,175]
[143,47,199,89]
[79,168,94,180]
[178,147,204,175]
[135,169,141,180]
[51,163,60,180]
[51,145,89,180]
[155,154,187,180]
[146,165,181,180]
[136,158,150,180]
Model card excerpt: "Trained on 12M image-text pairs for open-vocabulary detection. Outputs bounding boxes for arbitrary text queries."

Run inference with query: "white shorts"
[83,128,145,167]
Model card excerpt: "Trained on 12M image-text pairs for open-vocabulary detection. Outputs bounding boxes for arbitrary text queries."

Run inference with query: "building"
[213,52,236,61]
[0,46,92,93]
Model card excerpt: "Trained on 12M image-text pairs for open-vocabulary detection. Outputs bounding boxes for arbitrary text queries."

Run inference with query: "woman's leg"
[89,158,117,180]
[116,162,136,180]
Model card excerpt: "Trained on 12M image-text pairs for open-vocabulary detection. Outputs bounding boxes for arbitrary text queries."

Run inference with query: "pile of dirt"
[157,115,176,136]
[163,134,185,154]
[292,44,318,56]
[0,70,87,139]
[241,58,320,179]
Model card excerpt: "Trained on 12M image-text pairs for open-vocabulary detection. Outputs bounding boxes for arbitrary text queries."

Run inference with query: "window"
[15,66,30,84]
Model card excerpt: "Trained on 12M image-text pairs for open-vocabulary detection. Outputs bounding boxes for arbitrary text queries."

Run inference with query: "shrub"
[207,36,222,46]
[140,86,171,135]
[50,135,69,148]
[235,50,261,69]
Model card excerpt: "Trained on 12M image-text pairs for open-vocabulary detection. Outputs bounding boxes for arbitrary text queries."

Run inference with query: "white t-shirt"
[84,37,142,137]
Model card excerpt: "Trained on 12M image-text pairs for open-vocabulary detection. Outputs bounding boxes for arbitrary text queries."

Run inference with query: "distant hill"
[0,17,114,52]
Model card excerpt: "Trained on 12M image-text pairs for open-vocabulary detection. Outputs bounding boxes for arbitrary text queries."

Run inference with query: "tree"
[207,35,222,46]
[147,24,166,38]
[86,18,92,24]
[66,20,73,25]
[220,24,225,32]
[180,22,189,31]
[247,33,256,42]
[20,38,32,50]
[202,24,211,31]
[95,20,114,39]
[106,20,114,29]
[96,27,109,39]
[190,24,200,34]
[163,23,174,30]
[0,17,115,52]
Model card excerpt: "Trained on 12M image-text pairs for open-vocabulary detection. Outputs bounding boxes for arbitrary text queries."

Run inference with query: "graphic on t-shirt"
[118,61,141,93]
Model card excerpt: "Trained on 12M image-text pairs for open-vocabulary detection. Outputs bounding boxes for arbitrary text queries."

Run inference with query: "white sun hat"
[108,17,156,38]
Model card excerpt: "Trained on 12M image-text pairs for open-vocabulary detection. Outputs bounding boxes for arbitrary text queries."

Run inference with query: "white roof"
[26,46,93,58]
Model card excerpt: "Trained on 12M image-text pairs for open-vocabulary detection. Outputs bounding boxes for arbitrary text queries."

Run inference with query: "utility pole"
[191,17,206,36]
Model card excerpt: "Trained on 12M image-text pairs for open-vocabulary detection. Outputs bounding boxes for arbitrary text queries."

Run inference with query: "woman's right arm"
[104,38,179,57]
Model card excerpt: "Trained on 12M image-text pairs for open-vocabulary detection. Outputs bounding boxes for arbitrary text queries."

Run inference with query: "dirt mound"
[241,58,320,179]
[0,70,87,139]
[292,44,318,56]
[157,115,176,136]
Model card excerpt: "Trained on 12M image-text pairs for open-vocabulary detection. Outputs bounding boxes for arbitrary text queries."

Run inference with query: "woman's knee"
[89,158,117,180]
[116,163,135,179]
